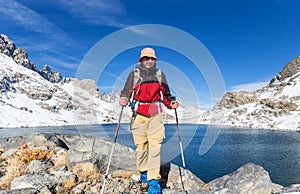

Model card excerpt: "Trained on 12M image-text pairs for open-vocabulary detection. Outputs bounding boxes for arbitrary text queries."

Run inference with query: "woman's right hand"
[119,97,129,106]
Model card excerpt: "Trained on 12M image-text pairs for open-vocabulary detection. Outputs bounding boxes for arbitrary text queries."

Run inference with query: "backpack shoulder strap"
[156,69,164,101]
[133,68,142,88]
[156,69,162,86]
[130,68,141,104]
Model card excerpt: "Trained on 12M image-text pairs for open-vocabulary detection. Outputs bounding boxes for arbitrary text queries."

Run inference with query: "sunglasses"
[142,56,156,61]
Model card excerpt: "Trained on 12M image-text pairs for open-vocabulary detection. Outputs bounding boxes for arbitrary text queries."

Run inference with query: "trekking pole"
[100,106,124,194]
[172,97,189,194]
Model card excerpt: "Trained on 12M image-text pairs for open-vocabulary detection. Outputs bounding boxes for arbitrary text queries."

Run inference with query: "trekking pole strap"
[113,106,124,143]
[175,109,179,130]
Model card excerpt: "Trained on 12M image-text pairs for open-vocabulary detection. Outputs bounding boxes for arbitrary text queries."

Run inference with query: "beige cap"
[139,47,157,62]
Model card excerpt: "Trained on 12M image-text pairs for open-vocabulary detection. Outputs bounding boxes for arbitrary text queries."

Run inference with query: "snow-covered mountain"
[0,34,202,128]
[199,56,300,131]
[4,33,299,131]
[0,53,114,127]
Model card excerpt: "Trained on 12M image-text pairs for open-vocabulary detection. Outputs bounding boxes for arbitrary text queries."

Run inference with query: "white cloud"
[38,54,78,71]
[55,0,128,28]
[0,0,72,42]
[98,85,116,91]
[229,81,269,92]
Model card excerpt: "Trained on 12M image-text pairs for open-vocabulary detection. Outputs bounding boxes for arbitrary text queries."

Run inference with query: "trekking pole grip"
[171,96,179,125]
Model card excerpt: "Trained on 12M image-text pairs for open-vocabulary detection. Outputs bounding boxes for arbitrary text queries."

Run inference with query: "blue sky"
[1,0,300,109]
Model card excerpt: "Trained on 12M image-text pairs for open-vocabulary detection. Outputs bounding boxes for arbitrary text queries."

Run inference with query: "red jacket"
[120,64,173,117]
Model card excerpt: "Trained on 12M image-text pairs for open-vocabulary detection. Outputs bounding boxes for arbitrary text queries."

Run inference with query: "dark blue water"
[167,124,300,187]
[1,124,299,187]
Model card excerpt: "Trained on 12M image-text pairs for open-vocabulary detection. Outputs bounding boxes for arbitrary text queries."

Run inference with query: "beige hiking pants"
[131,113,165,180]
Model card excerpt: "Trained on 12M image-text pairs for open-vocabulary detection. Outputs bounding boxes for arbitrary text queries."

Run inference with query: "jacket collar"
[138,63,157,76]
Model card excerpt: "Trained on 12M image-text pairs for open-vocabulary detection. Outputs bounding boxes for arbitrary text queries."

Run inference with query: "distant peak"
[270,56,300,85]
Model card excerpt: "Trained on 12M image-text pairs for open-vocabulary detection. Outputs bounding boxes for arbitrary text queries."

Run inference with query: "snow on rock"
[200,56,300,131]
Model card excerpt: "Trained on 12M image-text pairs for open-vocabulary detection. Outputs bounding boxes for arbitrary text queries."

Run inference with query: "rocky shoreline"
[0,133,299,194]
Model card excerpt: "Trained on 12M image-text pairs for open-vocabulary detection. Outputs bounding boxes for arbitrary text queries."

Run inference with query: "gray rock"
[162,189,210,194]
[0,188,38,194]
[50,170,76,183]
[208,163,283,194]
[160,163,206,191]
[68,151,107,172]
[276,184,300,194]
[64,134,136,171]
[27,160,54,174]
[46,134,69,150]
[10,173,56,190]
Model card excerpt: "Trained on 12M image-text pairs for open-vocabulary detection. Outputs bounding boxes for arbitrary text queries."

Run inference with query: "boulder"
[208,163,283,194]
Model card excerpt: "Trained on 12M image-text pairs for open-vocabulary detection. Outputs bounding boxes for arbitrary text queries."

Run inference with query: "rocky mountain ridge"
[200,56,300,131]
[0,34,62,83]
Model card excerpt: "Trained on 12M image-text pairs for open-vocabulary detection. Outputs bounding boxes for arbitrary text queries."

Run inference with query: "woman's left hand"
[170,101,179,109]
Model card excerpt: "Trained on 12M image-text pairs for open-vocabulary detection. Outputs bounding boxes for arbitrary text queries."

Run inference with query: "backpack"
[129,68,163,109]
[132,68,162,87]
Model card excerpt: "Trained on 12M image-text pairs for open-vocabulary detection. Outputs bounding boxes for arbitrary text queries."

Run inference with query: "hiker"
[119,47,179,194]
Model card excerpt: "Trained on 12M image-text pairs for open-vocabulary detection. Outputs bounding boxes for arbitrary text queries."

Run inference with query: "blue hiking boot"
[140,171,148,192]
[148,179,161,194]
